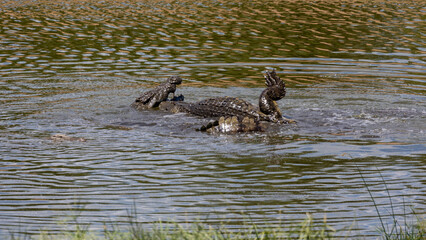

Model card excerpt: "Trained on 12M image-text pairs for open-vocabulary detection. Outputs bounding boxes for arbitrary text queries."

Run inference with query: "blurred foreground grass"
[9,211,424,240]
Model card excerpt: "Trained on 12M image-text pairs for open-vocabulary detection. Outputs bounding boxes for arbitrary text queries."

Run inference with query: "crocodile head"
[264,70,286,100]
[167,76,183,85]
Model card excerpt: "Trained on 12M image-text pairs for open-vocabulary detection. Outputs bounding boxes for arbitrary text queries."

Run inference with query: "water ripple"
[1,0,425,238]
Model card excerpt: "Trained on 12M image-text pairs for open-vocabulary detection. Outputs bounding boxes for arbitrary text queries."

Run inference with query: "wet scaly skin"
[131,76,182,110]
[134,70,295,133]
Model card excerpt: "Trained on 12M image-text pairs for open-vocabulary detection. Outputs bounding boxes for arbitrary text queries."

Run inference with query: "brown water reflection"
[1,0,424,86]
[0,0,425,238]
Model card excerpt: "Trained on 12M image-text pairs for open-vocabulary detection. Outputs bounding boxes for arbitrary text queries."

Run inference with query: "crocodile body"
[158,97,273,133]
[174,97,268,120]
[197,116,266,133]
[159,70,292,122]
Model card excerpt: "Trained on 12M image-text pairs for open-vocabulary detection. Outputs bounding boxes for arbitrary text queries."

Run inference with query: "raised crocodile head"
[167,76,183,85]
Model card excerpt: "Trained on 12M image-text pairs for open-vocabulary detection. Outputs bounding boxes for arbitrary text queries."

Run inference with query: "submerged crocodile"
[132,70,295,133]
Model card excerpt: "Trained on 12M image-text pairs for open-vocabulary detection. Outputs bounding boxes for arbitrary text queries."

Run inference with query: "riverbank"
[11,212,425,240]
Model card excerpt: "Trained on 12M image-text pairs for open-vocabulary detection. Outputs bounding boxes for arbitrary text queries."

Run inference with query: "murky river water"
[1,0,425,238]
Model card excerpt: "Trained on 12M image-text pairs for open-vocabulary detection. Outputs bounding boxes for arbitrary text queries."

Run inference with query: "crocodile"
[158,70,295,133]
[131,76,183,110]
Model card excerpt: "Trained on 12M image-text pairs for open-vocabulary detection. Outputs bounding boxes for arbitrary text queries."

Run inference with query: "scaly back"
[185,97,267,121]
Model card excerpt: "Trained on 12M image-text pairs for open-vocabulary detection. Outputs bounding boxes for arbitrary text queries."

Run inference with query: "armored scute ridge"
[132,70,295,133]
[160,70,294,124]
[180,97,268,120]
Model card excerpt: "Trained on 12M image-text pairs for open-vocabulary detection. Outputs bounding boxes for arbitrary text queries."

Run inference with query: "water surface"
[0,0,425,238]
